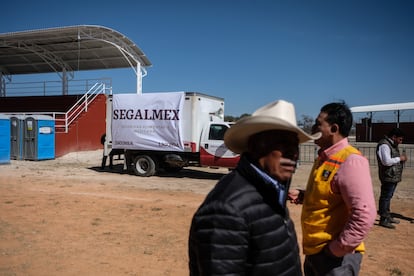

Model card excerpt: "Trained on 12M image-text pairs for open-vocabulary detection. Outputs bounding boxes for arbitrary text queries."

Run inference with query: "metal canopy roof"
[0,25,152,76]
[350,102,414,113]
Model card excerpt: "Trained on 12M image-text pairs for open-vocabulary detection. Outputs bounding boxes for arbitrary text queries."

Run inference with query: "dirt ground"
[0,150,413,276]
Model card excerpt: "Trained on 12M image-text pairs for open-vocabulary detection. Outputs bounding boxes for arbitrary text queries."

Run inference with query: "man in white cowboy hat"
[188,99,320,275]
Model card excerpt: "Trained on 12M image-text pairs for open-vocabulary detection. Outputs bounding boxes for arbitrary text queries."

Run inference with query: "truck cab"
[199,122,239,168]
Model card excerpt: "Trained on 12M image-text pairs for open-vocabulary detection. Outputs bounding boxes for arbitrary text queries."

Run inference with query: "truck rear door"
[199,123,239,168]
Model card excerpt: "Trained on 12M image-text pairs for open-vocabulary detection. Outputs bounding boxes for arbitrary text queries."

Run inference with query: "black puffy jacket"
[189,155,302,275]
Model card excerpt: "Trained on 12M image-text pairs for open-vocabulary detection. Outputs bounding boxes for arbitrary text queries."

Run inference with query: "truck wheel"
[133,155,156,176]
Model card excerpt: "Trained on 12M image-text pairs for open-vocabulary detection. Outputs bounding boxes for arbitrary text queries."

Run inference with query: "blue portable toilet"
[23,115,55,160]
[0,114,11,164]
[10,115,25,160]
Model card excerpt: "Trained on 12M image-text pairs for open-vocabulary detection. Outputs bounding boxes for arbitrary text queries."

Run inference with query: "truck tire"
[133,155,156,177]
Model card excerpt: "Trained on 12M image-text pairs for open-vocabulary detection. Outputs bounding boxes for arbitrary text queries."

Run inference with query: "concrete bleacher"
[0,95,84,113]
[0,94,107,157]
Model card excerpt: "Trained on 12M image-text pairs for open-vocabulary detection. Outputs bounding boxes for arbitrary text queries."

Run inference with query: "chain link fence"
[299,141,413,168]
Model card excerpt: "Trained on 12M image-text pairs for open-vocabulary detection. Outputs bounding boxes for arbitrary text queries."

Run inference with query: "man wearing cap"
[289,102,376,275]
[188,100,319,275]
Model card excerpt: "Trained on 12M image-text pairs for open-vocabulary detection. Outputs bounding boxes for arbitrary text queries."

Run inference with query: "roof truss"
[350,102,414,113]
[0,25,152,77]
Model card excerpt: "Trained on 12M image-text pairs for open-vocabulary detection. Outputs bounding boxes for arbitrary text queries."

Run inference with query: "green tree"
[298,115,314,133]
[224,113,251,122]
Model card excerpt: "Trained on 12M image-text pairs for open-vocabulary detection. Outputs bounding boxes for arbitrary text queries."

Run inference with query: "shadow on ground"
[390,212,414,222]
[88,164,227,180]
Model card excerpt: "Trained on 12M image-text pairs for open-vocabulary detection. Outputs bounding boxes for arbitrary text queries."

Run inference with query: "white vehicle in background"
[103,91,239,176]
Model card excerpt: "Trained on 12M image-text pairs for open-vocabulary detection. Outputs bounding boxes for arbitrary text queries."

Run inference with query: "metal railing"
[4,78,112,97]
[299,142,414,168]
[56,82,108,132]
[4,80,110,133]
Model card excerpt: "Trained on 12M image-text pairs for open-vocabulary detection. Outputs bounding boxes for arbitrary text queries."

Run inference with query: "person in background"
[289,101,377,276]
[376,127,407,229]
[100,134,114,170]
[100,133,123,170]
[189,100,320,275]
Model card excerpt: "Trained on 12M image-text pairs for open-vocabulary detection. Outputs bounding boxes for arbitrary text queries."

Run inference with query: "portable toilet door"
[0,114,11,164]
[23,115,55,160]
[10,115,25,160]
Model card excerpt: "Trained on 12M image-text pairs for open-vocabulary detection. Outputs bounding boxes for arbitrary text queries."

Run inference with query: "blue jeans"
[378,181,398,219]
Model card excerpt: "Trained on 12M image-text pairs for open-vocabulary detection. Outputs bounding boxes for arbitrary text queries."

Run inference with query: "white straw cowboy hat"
[224,100,321,154]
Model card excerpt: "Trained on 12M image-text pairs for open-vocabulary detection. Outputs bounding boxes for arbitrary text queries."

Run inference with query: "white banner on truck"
[112,92,185,151]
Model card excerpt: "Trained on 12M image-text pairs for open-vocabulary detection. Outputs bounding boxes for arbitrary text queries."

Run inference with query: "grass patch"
[387,267,403,276]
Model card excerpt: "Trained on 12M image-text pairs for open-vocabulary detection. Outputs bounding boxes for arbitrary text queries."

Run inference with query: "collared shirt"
[318,138,377,256]
[250,163,287,208]
[377,138,401,166]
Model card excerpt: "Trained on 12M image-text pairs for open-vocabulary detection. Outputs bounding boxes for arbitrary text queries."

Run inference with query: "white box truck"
[103,91,239,176]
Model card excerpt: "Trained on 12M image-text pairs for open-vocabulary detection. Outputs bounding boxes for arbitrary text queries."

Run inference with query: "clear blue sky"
[1,0,413,121]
